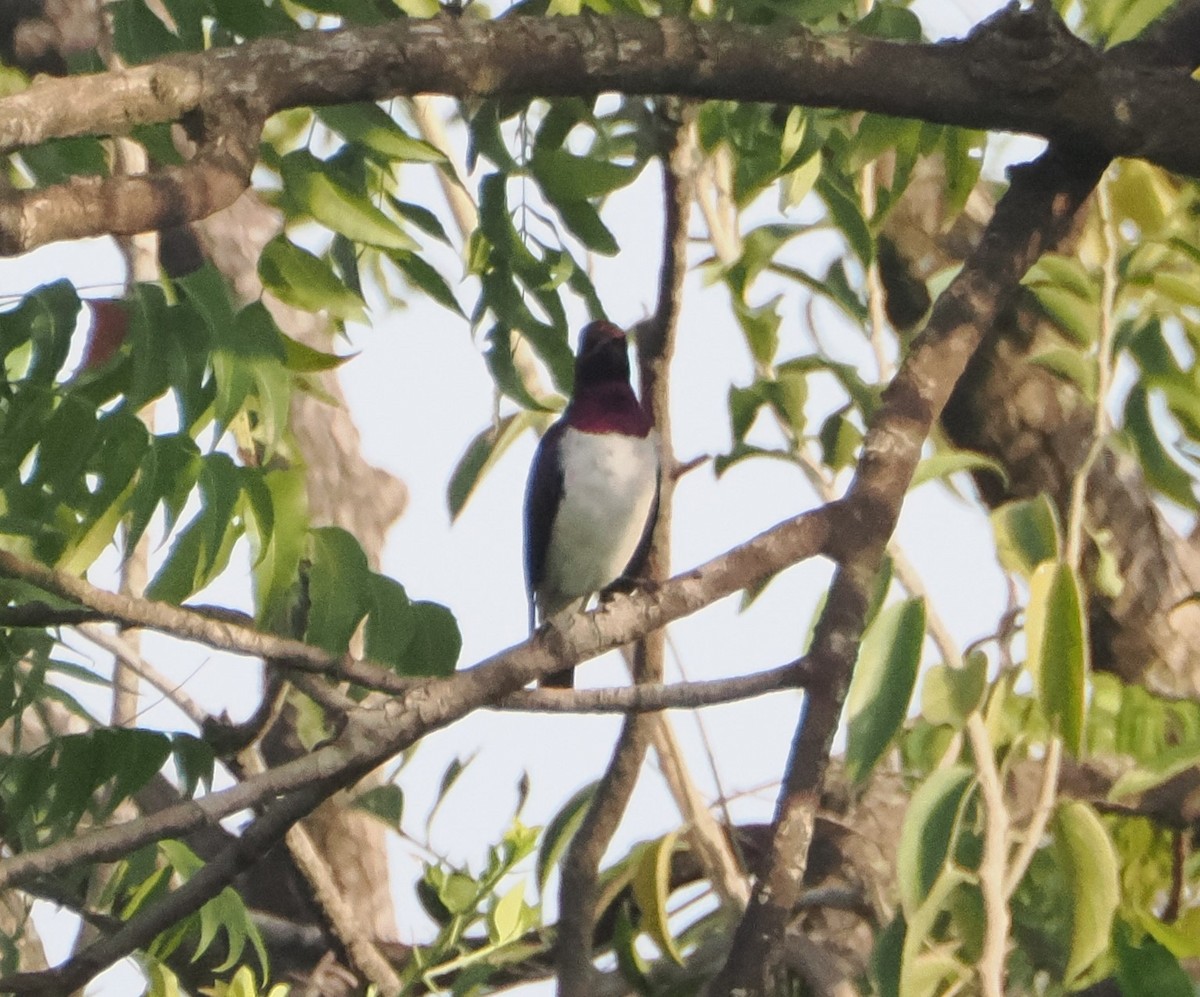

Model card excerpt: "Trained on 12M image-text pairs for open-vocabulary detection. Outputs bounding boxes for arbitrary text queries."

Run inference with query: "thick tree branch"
[0,6,1199,252]
[707,146,1106,994]
[0,493,835,895]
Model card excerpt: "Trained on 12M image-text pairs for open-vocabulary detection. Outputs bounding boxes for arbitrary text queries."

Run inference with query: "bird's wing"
[523,418,567,632]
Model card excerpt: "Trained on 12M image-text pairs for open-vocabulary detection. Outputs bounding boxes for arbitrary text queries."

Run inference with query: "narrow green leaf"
[1029,347,1097,398]
[389,251,464,316]
[280,336,356,373]
[259,236,367,322]
[536,782,597,891]
[555,197,619,256]
[1054,800,1119,982]
[1023,255,1099,346]
[281,151,419,251]
[896,765,973,917]
[846,598,925,783]
[1026,561,1088,755]
[319,104,448,164]
[1124,385,1198,508]
[530,148,640,201]
[449,410,553,520]
[630,831,684,965]
[817,171,873,266]
[911,449,1007,491]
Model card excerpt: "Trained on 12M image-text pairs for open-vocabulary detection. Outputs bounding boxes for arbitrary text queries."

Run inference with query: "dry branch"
[1,6,1199,252]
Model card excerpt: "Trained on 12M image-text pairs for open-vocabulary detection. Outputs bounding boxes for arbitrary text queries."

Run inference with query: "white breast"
[541,428,659,607]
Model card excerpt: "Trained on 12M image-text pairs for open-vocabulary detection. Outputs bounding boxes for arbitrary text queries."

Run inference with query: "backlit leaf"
[1026,561,1088,755]
[846,597,925,783]
[1054,800,1119,982]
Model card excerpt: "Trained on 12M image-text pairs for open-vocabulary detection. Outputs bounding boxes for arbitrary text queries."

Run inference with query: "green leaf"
[820,408,863,471]
[817,170,873,266]
[896,764,973,917]
[1123,385,1198,508]
[1026,561,1088,755]
[1029,347,1097,398]
[448,410,553,520]
[98,728,172,816]
[111,0,185,63]
[920,650,987,729]
[146,455,243,604]
[530,148,640,201]
[488,882,527,945]
[846,598,925,783]
[353,784,405,828]
[1023,255,1099,346]
[258,236,367,322]
[401,602,461,678]
[1139,909,1200,960]
[209,0,293,36]
[536,782,597,891]
[483,325,560,411]
[554,197,619,255]
[730,294,782,367]
[249,468,309,628]
[1054,800,1119,983]
[428,753,477,834]
[990,495,1061,578]
[318,104,447,164]
[305,527,372,654]
[389,251,464,316]
[1113,920,1193,997]
[856,2,922,39]
[280,336,355,373]
[363,573,414,670]
[281,151,419,251]
[630,831,684,965]
[910,449,1007,491]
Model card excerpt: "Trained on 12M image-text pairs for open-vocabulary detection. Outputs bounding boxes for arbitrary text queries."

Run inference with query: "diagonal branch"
[0,492,836,894]
[706,144,1107,995]
[0,782,331,995]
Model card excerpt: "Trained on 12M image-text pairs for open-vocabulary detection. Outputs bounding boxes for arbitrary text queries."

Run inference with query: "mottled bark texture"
[1,5,1200,253]
[883,161,1200,698]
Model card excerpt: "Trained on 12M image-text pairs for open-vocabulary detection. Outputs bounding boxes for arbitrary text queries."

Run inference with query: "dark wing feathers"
[523,418,566,633]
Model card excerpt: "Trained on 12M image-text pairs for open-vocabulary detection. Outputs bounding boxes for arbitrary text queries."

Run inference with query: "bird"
[523,320,660,688]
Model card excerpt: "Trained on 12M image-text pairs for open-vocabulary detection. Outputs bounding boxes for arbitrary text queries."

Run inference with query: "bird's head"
[575,320,631,387]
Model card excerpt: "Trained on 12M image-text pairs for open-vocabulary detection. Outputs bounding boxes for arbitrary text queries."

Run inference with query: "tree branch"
[0,782,331,995]
[497,659,807,712]
[0,491,835,894]
[0,6,1199,252]
[707,144,1106,994]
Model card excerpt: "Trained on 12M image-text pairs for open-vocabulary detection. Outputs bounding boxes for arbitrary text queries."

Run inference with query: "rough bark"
[883,161,1200,698]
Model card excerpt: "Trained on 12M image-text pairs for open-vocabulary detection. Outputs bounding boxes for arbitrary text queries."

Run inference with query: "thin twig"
[498,660,807,713]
